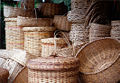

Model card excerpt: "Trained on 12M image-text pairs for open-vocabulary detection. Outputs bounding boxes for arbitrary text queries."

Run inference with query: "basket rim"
[75,37,120,74]
[4,18,17,22]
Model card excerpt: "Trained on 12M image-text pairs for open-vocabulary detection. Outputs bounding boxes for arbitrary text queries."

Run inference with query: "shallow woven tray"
[17,16,53,27]
[76,38,120,74]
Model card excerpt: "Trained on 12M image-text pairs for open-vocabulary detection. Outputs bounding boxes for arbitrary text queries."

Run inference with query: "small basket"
[69,23,89,45]
[89,23,111,42]
[0,67,9,83]
[5,18,24,50]
[53,15,72,31]
[76,38,120,74]
[17,16,53,27]
[40,3,66,17]
[41,38,67,57]
[23,27,56,57]
[111,20,120,40]
[27,57,80,83]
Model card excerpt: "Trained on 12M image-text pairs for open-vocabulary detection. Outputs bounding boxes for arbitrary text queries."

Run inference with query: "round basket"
[111,20,120,40]
[17,16,53,27]
[53,15,72,31]
[5,18,24,50]
[76,38,120,74]
[27,56,80,83]
[89,23,111,42]
[23,27,56,57]
[41,38,67,57]
[0,67,9,83]
[69,23,89,45]
[40,3,66,17]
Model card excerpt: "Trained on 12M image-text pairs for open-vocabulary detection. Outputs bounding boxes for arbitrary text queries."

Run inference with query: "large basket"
[41,38,67,57]
[0,68,9,83]
[40,3,67,17]
[89,23,111,42]
[69,23,89,45]
[5,18,24,50]
[76,38,120,74]
[23,27,56,57]
[53,15,72,31]
[111,20,120,40]
[27,57,80,83]
[17,16,53,27]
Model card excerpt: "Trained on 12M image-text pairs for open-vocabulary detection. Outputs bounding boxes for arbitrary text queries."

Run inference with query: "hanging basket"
[41,38,67,57]
[76,38,120,74]
[17,16,53,27]
[0,68,9,83]
[23,27,56,57]
[89,23,111,42]
[53,15,72,31]
[111,20,120,40]
[27,57,80,83]
[5,18,24,50]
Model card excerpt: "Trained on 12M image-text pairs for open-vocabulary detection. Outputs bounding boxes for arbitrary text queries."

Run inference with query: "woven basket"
[23,27,56,57]
[76,38,120,74]
[89,23,111,42]
[53,15,72,31]
[69,23,89,45]
[0,67,9,83]
[2,59,24,83]
[111,20,120,40]
[27,57,80,83]
[5,18,24,50]
[0,58,6,67]
[41,38,67,57]
[67,10,85,23]
[40,3,66,17]
[17,16,53,27]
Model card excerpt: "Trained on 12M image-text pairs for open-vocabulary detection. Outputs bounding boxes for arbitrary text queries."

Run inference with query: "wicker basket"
[89,23,111,42]
[76,38,120,74]
[69,23,89,45]
[111,20,120,40]
[41,38,67,57]
[40,3,66,17]
[23,27,56,57]
[53,15,72,31]
[0,67,9,83]
[80,56,120,83]
[27,57,80,83]
[2,59,24,83]
[5,18,24,50]
[17,16,53,27]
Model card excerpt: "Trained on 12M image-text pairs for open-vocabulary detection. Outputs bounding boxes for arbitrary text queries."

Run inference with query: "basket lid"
[76,38,120,74]
[41,38,66,44]
[23,27,56,32]
[4,18,17,22]
[27,56,79,71]
[0,67,9,78]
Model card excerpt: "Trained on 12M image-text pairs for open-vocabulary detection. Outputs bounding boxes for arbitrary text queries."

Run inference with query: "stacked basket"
[89,23,111,42]
[5,18,24,50]
[23,27,56,57]
[111,20,120,40]
[27,57,80,83]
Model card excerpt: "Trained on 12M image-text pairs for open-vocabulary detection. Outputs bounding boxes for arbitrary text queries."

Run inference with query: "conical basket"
[76,38,120,74]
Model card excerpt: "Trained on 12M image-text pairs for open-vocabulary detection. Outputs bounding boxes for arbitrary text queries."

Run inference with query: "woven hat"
[76,38,120,74]
[10,49,27,66]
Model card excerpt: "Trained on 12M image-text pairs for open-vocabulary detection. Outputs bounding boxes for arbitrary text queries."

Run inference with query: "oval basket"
[27,57,80,83]
[17,16,53,27]
[53,15,72,31]
[23,27,56,57]
[111,20,120,40]
[0,67,9,83]
[76,38,120,74]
